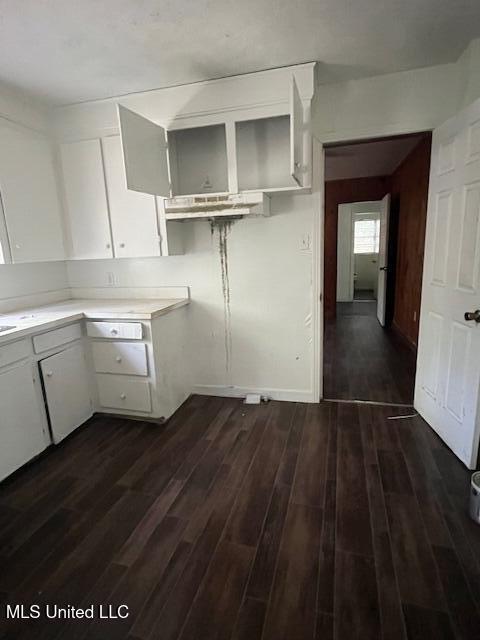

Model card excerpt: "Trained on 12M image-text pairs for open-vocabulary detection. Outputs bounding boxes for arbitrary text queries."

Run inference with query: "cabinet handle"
[120,393,126,400]
[46,371,53,377]
[115,356,122,363]
[110,328,118,335]
[106,243,111,249]
[294,161,301,169]
[119,243,125,248]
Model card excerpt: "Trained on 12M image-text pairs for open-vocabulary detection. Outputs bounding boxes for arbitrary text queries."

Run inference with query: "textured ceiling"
[325,135,426,181]
[0,0,479,104]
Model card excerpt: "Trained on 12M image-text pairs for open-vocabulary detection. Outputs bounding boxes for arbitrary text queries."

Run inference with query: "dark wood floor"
[0,395,479,640]
[354,288,376,300]
[324,301,416,404]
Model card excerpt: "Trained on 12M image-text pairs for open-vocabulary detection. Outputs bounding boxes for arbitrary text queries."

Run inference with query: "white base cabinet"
[40,342,93,444]
[0,361,48,482]
[86,307,190,421]
[0,305,190,482]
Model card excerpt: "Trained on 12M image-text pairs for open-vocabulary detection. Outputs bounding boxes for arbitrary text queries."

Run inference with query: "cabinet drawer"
[33,323,82,354]
[86,321,143,340]
[0,339,31,368]
[96,374,151,413]
[92,342,148,376]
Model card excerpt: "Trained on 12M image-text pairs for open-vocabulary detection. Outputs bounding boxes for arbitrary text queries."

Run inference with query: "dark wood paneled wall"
[390,135,432,347]
[324,176,390,320]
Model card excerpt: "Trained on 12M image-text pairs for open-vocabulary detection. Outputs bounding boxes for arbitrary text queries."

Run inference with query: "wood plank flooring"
[324,301,416,404]
[0,395,479,639]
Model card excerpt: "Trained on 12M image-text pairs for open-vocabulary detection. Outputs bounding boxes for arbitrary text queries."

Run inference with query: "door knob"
[46,371,53,377]
[465,309,480,323]
[115,356,122,363]
[120,393,126,400]
[379,266,388,271]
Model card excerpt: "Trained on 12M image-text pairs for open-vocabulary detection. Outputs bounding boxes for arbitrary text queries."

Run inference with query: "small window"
[354,219,380,254]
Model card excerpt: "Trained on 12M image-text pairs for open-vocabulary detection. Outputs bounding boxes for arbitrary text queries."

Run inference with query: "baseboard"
[193,384,316,403]
[391,321,417,353]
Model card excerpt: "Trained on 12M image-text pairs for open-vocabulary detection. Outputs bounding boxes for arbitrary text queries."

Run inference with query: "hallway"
[323,301,416,404]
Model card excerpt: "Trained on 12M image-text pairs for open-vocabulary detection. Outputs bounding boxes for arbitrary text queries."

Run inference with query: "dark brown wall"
[390,135,431,347]
[324,176,390,320]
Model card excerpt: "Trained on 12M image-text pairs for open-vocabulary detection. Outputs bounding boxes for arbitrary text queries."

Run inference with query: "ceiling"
[325,135,427,181]
[0,1,479,105]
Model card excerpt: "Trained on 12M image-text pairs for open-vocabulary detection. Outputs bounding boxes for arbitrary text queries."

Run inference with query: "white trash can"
[469,472,480,524]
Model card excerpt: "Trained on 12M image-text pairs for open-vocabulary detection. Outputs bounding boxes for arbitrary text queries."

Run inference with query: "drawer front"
[96,375,151,413]
[86,321,143,340]
[0,339,31,368]
[92,342,148,376]
[33,323,82,354]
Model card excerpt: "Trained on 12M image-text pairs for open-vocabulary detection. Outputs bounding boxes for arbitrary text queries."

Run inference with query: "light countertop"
[0,298,190,345]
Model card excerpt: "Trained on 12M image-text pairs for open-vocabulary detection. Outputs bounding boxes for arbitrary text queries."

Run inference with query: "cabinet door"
[0,361,48,482]
[60,139,113,259]
[102,135,161,257]
[290,76,305,187]
[0,122,65,262]
[118,105,170,197]
[41,343,93,443]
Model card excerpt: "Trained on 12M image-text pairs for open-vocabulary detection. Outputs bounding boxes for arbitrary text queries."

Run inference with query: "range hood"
[164,192,270,221]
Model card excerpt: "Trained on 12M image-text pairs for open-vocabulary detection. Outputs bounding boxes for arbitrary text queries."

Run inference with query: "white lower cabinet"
[92,341,148,376]
[40,342,93,444]
[0,361,48,482]
[96,374,151,413]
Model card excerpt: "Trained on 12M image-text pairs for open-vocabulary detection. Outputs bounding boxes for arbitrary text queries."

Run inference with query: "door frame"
[314,129,433,402]
[336,201,383,304]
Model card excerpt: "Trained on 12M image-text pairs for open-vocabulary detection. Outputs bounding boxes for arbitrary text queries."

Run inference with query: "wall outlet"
[107,272,115,286]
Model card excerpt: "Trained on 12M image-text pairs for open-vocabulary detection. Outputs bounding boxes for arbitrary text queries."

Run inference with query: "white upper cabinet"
[118,105,170,197]
[115,72,309,200]
[290,76,305,187]
[102,135,161,258]
[0,122,65,263]
[168,124,229,196]
[60,138,113,260]
[236,77,306,192]
[236,115,291,191]
[53,64,314,247]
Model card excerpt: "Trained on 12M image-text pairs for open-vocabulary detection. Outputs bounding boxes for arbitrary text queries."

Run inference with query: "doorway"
[323,132,432,405]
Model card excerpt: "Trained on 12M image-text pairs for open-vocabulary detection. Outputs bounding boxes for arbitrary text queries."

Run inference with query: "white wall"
[0,261,69,312]
[67,192,318,401]
[312,38,480,143]
[54,41,480,402]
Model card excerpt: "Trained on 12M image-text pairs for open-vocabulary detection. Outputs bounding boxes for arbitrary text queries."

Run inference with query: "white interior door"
[290,76,304,187]
[415,97,480,469]
[118,105,170,197]
[337,204,354,302]
[41,343,93,444]
[102,135,161,258]
[376,194,391,326]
